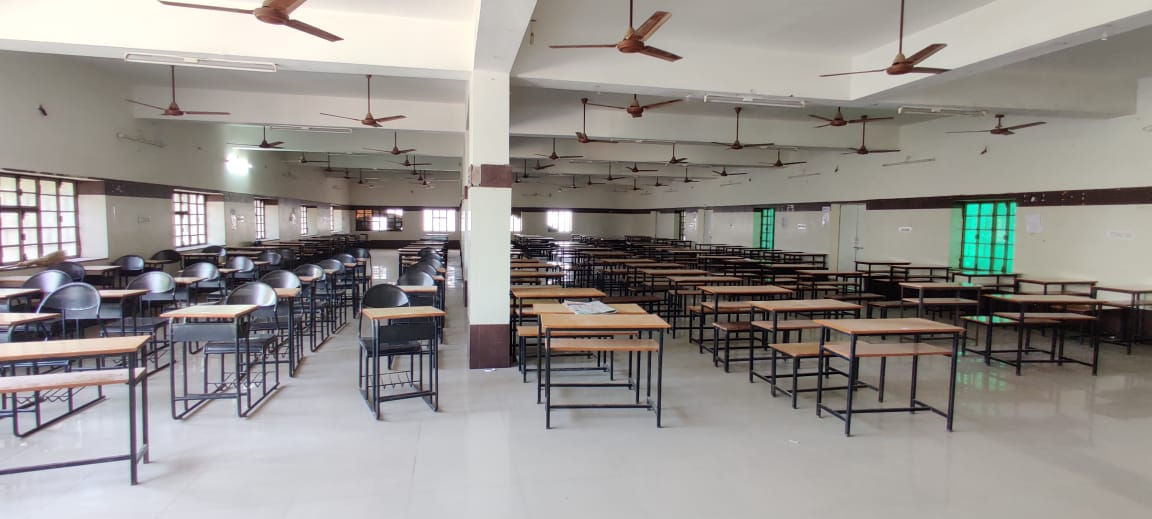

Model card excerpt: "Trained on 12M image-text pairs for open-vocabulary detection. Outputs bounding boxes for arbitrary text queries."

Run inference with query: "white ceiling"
[317,0,476,21]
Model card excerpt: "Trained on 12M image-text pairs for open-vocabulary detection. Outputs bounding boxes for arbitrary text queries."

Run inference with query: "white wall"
[775,210,835,254]
[709,210,756,247]
[857,209,954,265]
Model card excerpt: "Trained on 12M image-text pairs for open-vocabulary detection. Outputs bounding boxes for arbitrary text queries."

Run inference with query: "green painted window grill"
[959,201,1015,273]
[754,208,775,249]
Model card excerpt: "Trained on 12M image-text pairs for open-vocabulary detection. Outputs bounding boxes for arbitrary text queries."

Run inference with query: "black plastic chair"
[396,271,437,308]
[261,270,301,289]
[225,255,258,285]
[112,254,147,285]
[200,281,282,394]
[179,262,225,303]
[415,256,443,269]
[293,264,330,345]
[17,270,72,311]
[103,272,175,371]
[318,258,354,321]
[357,284,439,418]
[37,282,105,339]
[409,263,439,278]
[48,261,86,282]
[256,251,283,269]
[150,249,181,262]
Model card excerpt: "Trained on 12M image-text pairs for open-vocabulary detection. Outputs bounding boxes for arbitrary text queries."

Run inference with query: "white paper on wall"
[1025,214,1043,234]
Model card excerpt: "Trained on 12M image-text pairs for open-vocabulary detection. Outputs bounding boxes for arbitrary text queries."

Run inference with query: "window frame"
[299,206,310,236]
[510,212,523,233]
[0,174,80,264]
[958,201,1015,273]
[329,206,336,232]
[354,208,404,231]
[253,199,267,240]
[545,209,572,233]
[423,209,456,233]
[755,208,775,249]
[172,191,208,248]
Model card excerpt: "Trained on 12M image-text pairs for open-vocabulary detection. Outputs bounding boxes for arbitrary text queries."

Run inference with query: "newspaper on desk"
[563,301,617,314]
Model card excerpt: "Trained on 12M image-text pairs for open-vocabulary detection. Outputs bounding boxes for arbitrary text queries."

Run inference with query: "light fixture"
[124,52,278,73]
[116,132,165,148]
[898,106,987,117]
[268,124,352,134]
[225,154,252,175]
[787,172,821,179]
[704,94,806,108]
[882,157,936,167]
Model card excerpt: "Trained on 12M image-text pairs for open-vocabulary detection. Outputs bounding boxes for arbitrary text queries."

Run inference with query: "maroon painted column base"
[469,323,511,369]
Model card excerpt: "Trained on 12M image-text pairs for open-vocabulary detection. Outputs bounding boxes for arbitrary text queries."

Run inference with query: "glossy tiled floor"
[3,251,1152,517]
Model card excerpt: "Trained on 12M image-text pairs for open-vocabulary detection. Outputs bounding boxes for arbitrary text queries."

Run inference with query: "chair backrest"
[150,249,181,262]
[414,257,442,269]
[332,253,356,264]
[112,254,146,273]
[317,259,344,274]
[279,248,298,262]
[180,261,220,280]
[361,284,410,309]
[349,248,370,260]
[201,245,224,253]
[48,261,86,282]
[261,270,301,289]
[293,263,326,282]
[397,270,435,286]
[225,255,255,272]
[418,247,438,258]
[409,263,438,278]
[256,251,282,265]
[37,282,101,320]
[126,271,176,302]
[23,270,71,294]
[225,281,278,308]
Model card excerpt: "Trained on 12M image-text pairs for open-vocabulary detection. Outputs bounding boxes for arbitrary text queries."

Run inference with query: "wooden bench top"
[900,297,980,305]
[750,319,821,331]
[516,326,635,338]
[992,312,1096,321]
[362,306,445,320]
[961,315,1061,326]
[549,338,660,353]
[0,335,149,362]
[824,341,953,358]
[540,313,670,331]
[161,304,257,319]
[770,342,850,358]
[751,299,861,312]
[0,367,147,393]
[0,313,60,327]
[814,318,964,335]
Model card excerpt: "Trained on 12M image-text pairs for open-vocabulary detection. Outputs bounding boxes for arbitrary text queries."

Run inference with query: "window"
[675,210,686,240]
[254,199,266,240]
[424,209,456,233]
[959,201,1015,273]
[329,206,336,232]
[0,174,79,264]
[546,210,572,233]
[299,207,310,235]
[753,208,775,249]
[355,209,403,231]
[172,192,207,248]
[510,213,523,233]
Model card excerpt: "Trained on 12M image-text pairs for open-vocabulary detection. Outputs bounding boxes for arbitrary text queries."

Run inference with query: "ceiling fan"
[158,0,342,41]
[666,143,688,164]
[624,162,657,173]
[393,155,430,168]
[575,98,618,144]
[365,132,416,155]
[653,176,667,187]
[845,115,900,155]
[536,138,583,161]
[588,94,681,118]
[586,176,607,186]
[321,75,405,128]
[560,176,586,191]
[763,150,808,168]
[294,153,327,164]
[233,126,284,149]
[947,114,1047,136]
[711,166,747,177]
[631,178,644,191]
[713,107,773,150]
[125,65,230,117]
[681,167,706,183]
[550,0,680,62]
[821,0,947,78]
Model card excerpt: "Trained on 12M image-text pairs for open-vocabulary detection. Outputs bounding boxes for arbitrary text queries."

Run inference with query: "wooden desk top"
[813,317,964,335]
[632,262,684,269]
[700,285,793,296]
[891,264,950,270]
[636,268,709,276]
[362,306,445,320]
[510,287,605,299]
[699,255,742,260]
[992,312,1096,321]
[666,276,741,285]
[395,285,438,294]
[824,341,952,358]
[173,276,206,285]
[985,294,1105,305]
[98,289,150,299]
[598,258,648,264]
[528,303,647,315]
[1094,285,1152,294]
[581,251,629,257]
[83,265,121,273]
[144,258,177,265]
[797,270,864,276]
[0,275,32,287]
[855,260,911,266]
[751,299,862,312]
[218,268,239,275]
[899,282,983,290]
[0,335,150,362]
[1016,277,1097,285]
[0,312,60,327]
[298,275,320,283]
[540,313,670,331]
[161,304,258,319]
[0,288,39,300]
[274,288,301,298]
[952,271,1019,277]
[510,271,565,278]
[180,252,220,257]
[765,263,823,270]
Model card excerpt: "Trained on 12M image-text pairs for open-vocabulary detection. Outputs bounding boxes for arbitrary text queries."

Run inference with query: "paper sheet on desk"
[563,301,617,314]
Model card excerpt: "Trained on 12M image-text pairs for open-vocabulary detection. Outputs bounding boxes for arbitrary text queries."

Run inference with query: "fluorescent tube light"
[268,125,352,134]
[882,157,937,167]
[704,94,806,108]
[124,52,278,73]
[898,106,986,117]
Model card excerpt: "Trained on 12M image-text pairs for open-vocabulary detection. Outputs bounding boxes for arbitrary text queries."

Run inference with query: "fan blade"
[535,164,554,170]
[555,155,583,159]
[550,44,617,48]
[870,149,901,153]
[906,67,949,74]
[267,0,308,15]
[850,117,893,123]
[710,142,731,146]
[320,113,362,121]
[728,172,748,176]
[905,43,947,65]
[945,130,994,134]
[633,12,671,42]
[397,148,417,154]
[641,99,682,110]
[586,102,627,110]
[363,147,388,152]
[182,110,231,115]
[285,19,343,42]
[266,141,285,147]
[819,68,887,77]
[782,161,807,166]
[157,1,252,15]
[808,114,834,122]
[1001,121,1046,131]
[372,115,406,123]
[638,46,681,62]
[125,99,167,111]
[740,143,775,148]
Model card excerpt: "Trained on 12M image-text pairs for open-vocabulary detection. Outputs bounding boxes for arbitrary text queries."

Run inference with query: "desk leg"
[128,350,139,485]
[544,330,552,429]
[1015,306,1026,376]
[947,333,959,431]
[844,336,858,437]
[656,330,664,428]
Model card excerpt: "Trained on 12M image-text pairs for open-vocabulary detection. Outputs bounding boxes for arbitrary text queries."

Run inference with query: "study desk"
[274,287,302,376]
[0,275,32,289]
[0,288,38,312]
[540,313,670,428]
[949,271,1019,292]
[1091,285,1152,353]
[1015,277,1097,296]
[83,265,121,287]
[0,335,150,484]
[0,312,59,342]
[698,284,794,371]
[898,282,983,323]
[161,304,275,419]
[983,294,1106,375]
[359,306,446,419]
[814,318,963,436]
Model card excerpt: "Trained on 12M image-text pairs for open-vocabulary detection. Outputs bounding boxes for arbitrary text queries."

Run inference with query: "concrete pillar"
[462,69,513,369]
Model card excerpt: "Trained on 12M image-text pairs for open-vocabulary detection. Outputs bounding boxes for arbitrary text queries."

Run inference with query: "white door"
[837,203,866,270]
